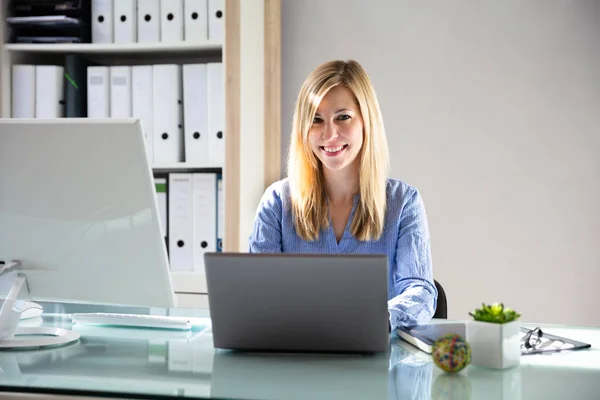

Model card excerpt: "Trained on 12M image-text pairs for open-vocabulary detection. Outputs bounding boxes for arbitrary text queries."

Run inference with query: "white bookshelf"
[152,163,222,172]
[5,41,222,55]
[0,0,282,309]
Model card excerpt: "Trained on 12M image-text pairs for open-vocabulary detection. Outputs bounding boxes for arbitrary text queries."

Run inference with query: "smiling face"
[308,86,364,173]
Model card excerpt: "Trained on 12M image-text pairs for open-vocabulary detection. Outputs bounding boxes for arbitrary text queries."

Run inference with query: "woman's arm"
[248,185,284,253]
[389,187,438,330]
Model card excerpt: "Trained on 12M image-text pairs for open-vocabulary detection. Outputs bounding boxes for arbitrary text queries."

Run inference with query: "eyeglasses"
[520,326,591,355]
[522,327,544,350]
[521,326,576,354]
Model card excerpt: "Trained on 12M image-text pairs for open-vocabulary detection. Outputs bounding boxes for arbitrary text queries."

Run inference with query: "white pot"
[466,320,521,369]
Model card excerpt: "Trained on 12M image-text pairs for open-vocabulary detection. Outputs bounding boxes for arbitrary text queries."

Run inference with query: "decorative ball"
[431,334,471,373]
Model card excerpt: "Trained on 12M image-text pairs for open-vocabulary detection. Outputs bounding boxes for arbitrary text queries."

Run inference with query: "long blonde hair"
[287,60,390,242]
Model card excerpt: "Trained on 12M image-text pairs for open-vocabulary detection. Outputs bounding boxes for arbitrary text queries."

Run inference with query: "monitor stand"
[0,261,80,350]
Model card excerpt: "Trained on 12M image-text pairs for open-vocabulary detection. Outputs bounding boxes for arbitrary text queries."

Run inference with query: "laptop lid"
[204,253,389,353]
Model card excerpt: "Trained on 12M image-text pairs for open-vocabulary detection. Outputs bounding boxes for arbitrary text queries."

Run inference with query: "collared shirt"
[248,177,437,329]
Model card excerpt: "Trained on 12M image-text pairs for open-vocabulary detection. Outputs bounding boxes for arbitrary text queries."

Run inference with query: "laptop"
[204,253,390,353]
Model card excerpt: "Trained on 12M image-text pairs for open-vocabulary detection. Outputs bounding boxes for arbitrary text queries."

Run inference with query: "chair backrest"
[433,280,448,319]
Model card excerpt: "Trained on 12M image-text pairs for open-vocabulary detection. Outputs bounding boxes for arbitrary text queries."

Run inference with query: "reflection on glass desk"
[1,312,600,400]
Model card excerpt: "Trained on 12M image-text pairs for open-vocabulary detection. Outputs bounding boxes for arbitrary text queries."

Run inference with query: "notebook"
[396,322,467,354]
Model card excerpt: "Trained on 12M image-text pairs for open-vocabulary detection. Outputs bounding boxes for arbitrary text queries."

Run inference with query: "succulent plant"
[469,302,521,324]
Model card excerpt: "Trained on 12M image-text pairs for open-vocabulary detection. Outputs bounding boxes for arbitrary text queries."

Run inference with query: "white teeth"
[324,145,344,153]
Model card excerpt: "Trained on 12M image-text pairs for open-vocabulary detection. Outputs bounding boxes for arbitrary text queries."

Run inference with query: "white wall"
[281,0,600,326]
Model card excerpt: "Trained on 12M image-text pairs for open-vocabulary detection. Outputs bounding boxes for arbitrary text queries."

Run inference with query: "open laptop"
[204,253,390,353]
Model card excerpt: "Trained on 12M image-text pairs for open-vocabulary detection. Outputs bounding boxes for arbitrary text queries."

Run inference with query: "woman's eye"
[337,114,351,121]
[313,117,323,123]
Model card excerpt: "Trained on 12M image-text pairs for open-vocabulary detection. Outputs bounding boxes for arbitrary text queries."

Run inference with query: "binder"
[207,0,224,42]
[153,64,183,163]
[113,0,136,43]
[11,64,35,118]
[65,54,93,118]
[216,173,223,251]
[87,66,110,118]
[109,66,132,118]
[160,0,184,42]
[91,0,113,43]
[207,62,224,167]
[132,65,154,164]
[35,65,65,118]
[183,63,209,165]
[184,0,208,42]
[169,173,194,272]
[137,0,160,43]
[192,173,217,275]
[155,177,168,242]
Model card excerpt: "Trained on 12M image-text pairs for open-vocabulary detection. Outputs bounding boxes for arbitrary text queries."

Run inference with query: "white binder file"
[11,64,35,118]
[216,173,223,251]
[132,65,154,163]
[183,64,209,165]
[207,62,224,167]
[155,177,167,240]
[87,66,110,118]
[160,0,184,42]
[110,66,132,118]
[91,0,114,44]
[169,173,194,272]
[35,65,64,118]
[113,0,136,43]
[192,173,217,275]
[184,0,208,42]
[207,0,224,42]
[153,64,183,163]
[137,0,160,43]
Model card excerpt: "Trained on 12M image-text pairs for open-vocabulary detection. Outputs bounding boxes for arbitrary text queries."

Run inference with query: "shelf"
[152,164,222,172]
[4,41,222,55]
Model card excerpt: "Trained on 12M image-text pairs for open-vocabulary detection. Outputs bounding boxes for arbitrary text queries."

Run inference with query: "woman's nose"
[321,122,339,141]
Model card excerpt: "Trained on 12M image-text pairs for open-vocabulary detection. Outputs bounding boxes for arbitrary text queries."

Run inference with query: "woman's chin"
[320,160,353,173]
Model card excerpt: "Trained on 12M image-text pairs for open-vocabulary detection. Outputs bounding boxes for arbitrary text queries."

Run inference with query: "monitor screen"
[0,118,175,309]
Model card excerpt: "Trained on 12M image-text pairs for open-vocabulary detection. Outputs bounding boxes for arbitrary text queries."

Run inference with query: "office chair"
[433,280,447,319]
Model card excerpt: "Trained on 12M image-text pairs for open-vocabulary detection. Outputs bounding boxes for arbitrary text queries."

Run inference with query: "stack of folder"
[12,64,65,118]
[155,172,224,274]
[86,62,224,166]
[11,60,225,167]
[5,0,224,44]
[91,0,224,44]
[6,0,91,43]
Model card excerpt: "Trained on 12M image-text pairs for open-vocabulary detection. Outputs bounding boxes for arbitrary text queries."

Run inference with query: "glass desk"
[1,309,599,400]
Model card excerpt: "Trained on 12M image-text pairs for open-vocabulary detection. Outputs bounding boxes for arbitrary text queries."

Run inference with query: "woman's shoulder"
[385,177,419,200]
[384,178,427,214]
[258,177,291,209]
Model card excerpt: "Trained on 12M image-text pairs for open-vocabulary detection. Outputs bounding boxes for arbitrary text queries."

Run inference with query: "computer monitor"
[0,118,176,348]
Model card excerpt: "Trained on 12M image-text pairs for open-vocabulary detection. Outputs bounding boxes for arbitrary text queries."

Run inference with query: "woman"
[248,59,437,329]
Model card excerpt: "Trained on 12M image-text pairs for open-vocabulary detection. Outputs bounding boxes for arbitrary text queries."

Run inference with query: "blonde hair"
[287,60,390,242]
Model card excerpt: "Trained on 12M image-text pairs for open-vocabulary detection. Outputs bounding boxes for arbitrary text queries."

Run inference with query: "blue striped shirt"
[248,178,437,329]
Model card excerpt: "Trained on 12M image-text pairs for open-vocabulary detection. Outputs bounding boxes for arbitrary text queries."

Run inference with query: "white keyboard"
[71,313,193,330]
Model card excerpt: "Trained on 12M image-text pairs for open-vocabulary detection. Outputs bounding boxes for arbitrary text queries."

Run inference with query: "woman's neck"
[322,163,360,206]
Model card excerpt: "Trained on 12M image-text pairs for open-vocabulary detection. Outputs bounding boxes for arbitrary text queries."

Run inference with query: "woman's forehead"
[315,86,358,113]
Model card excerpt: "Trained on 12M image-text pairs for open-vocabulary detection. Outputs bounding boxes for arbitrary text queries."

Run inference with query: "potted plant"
[466,303,522,369]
